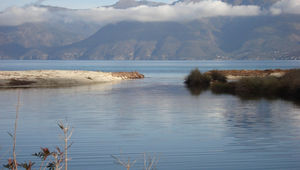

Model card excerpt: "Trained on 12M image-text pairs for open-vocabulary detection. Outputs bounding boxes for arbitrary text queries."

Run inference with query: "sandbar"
[0,70,144,88]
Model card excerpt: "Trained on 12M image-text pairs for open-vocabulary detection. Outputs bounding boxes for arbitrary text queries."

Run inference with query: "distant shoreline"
[0,70,144,88]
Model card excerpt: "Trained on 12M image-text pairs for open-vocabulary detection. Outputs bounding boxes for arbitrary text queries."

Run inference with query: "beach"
[0,70,144,88]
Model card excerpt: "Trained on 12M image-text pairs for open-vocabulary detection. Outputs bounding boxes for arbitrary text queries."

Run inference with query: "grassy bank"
[185,69,300,101]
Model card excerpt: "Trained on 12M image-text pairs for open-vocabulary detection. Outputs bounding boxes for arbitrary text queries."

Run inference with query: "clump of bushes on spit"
[185,68,300,101]
[277,69,300,100]
[233,69,300,100]
[184,69,227,88]
[184,69,211,95]
[184,69,211,88]
[233,76,281,99]
[208,70,227,83]
[210,81,236,94]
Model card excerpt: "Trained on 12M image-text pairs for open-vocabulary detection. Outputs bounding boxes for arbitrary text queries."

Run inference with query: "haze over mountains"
[0,0,299,60]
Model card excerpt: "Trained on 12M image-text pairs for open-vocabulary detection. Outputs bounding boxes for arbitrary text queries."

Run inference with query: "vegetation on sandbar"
[185,68,300,101]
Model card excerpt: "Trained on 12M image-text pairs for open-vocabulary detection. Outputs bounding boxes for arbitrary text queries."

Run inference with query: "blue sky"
[0,0,174,11]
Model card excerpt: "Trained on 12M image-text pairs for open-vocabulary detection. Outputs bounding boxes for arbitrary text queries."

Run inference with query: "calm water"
[0,60,300,170]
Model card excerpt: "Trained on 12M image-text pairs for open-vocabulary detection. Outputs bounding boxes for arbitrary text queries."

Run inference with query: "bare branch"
[143,153,159,170]
[111,154,136,170]
[12,90,21,170]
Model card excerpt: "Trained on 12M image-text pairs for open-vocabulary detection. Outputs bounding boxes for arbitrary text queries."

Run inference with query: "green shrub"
[209,70,227,83]
[184,69,211,88]
[211,81,236,94]
[279,69,300,100]
[235,77,264,97]
[260,76,281,96]
[184,68,300,102]
[234,76,286,98]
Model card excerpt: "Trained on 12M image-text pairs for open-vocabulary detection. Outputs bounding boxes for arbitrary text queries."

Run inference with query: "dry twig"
[111,153,136,170]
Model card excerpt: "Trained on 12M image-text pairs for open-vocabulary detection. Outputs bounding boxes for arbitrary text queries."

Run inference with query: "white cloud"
[72,1,261,24]
[270,0,300,15]
[0,6,49,26]
[0,0,262,26]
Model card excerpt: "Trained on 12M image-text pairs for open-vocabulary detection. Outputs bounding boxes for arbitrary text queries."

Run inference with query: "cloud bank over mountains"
[270,0,300,15]
[74,1,260,24]
[0,6,49,26]
[0,0,299,26]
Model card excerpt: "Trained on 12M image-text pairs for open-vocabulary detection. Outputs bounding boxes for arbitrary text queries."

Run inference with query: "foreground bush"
[184,69,211,88]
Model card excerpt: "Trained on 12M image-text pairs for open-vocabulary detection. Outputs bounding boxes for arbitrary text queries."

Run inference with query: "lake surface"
[0,60,300,170]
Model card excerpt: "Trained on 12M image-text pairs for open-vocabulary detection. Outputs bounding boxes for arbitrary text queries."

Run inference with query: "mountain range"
[0,0,299,60]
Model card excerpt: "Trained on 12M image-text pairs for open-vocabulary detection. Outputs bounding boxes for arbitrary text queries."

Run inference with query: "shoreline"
[0,70,144,88]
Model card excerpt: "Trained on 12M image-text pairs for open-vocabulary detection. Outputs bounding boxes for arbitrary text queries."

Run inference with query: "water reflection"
[185,85,208,96]
[1,60,300,169]
[186,83,300,107]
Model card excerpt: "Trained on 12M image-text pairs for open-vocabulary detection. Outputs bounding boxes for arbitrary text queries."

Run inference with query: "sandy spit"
[0,70,144,88]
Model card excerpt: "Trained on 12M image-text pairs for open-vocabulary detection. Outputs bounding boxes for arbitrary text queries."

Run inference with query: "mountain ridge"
[0,0,299,60]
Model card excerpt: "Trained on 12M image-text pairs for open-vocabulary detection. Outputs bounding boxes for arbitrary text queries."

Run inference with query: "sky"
[0,0,174,11]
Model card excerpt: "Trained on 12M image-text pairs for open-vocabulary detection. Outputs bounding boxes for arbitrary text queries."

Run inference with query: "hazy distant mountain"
[0,6,99,46]
[0,5,101,59]
[0,0,300,60]
[47,21,220,60]
[44,15,300,60]
[109,0,166,9]
[0,23,93,48]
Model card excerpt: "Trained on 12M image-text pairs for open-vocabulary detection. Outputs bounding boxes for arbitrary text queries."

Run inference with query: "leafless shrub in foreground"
[143,153,159,170]
[19,161,35,170]
[32,121,72,170]
[111,153,136,170]
[57,121,73,170]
